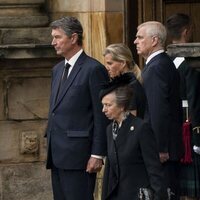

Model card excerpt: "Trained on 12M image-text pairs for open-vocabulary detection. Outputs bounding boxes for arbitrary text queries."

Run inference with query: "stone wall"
[0,0,59,198]
[0,46,61,199]
[0,0,125,199]
[47,0,124,63]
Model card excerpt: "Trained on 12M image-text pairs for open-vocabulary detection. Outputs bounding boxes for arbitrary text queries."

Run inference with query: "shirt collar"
[146,49,164,64]
[65,49,83,67]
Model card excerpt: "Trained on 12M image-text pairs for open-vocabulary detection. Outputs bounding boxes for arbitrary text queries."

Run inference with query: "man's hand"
[159,152,169,163]
[86,157,103,173]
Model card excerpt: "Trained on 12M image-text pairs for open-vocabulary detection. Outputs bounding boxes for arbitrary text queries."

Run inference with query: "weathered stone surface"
[105,0,123,11]
[167,43,200,57]
[0,0,125,199]
[167,43,200,70]
[0,81,3,120]
[0,15,49,28]
[94,177,103,200]
[48,0,91,12]
[0,120,47,163]
[105,12,123,44]
[0,0,45,4]
[90,13,107,63]
[0,5,44,16]
[20,130,39,154]
[0,163,53,200]
[71,12,123,63]
[7,77,50,120]
[94,167,104,200]
[48,0,123,12]
[0,27,51,44]
[0,44,57,59]
[0,57,60,71]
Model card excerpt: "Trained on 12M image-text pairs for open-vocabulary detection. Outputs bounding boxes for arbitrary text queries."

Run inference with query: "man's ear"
[71,33,78,44]
[184,28,193,42]
[182,28,188,37]
[152,36,159,47]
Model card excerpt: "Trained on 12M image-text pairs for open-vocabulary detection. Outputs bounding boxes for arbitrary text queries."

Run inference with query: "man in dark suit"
[46,16,109,200]
[166,13,200,199]
[134,21,183,200]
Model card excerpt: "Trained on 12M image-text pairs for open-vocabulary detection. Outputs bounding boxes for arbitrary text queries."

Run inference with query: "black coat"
[126,72,147,119]
[142,52,183,160]
[177,59,200,126]
[102,114,168,200]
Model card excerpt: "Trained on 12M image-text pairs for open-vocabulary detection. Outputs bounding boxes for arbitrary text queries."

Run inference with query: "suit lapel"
[142,62,148,74]
[115,114,134,145]
[106,115,136,199]
[52,52,86,110]
[51,61,65,108]
[106,125,120,198]
[142,52,165,77]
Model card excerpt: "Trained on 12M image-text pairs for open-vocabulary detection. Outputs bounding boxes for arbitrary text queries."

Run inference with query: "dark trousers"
[163,161,181,200]
[51,164,96,200]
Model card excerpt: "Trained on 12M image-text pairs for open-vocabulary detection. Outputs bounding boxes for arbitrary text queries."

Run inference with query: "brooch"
[130,126,134,131]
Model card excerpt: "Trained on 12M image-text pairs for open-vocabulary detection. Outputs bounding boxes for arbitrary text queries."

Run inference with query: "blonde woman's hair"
[103,43,142,83]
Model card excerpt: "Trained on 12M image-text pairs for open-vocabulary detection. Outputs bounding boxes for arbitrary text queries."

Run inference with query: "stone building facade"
[0,0,124,199]
[0,0,199,199]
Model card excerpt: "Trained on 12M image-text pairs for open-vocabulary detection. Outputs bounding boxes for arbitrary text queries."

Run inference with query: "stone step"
[0,15,49,28]
[0,27,52,45]
[0,44,57,59]
[0,0,45,4]
[0,4,45,16]
[167,43,200,57]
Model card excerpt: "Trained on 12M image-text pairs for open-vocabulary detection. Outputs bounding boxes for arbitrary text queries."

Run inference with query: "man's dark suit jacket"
[46,51,109,170]
[102,114,167,200]
[142,52,183,161]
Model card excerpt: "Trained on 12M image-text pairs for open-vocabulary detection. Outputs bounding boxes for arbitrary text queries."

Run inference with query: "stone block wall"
[0,46,62,199]
[0,0,125,199]
[47,0,124,63]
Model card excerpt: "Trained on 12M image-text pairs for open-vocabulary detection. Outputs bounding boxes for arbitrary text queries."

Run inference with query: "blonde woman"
[103,43,146,118]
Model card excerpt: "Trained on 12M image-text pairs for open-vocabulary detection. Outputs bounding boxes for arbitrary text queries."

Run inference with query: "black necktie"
[62,63,71,83]
[55,63,71,103]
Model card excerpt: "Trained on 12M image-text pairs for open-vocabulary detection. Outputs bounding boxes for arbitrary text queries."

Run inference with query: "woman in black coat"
[100,74,168,200]
[103,43,146,119]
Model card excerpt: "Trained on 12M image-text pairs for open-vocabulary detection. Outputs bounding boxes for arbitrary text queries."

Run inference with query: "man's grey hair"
[138,21,167,46]
[51,16,83,46]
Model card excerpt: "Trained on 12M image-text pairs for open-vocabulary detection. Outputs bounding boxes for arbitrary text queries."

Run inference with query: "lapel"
[142,62,148,75]
[142,52,165,77]
[105,115,137,199]
[105,125,120,198]
[52,52,86,111]
[51,61,65,108]
[115,114,135,146]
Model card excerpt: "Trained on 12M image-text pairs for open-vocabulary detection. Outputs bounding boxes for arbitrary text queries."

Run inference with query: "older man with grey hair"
[134,21,183,200]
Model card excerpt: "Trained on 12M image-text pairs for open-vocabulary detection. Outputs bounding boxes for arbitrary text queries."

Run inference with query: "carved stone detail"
[20,131,39,154]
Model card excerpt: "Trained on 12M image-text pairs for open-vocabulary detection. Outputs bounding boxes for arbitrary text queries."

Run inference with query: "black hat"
[99,72,133,100]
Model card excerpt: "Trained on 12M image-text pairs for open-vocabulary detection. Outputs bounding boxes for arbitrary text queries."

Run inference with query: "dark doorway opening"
[125,0,139,64]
